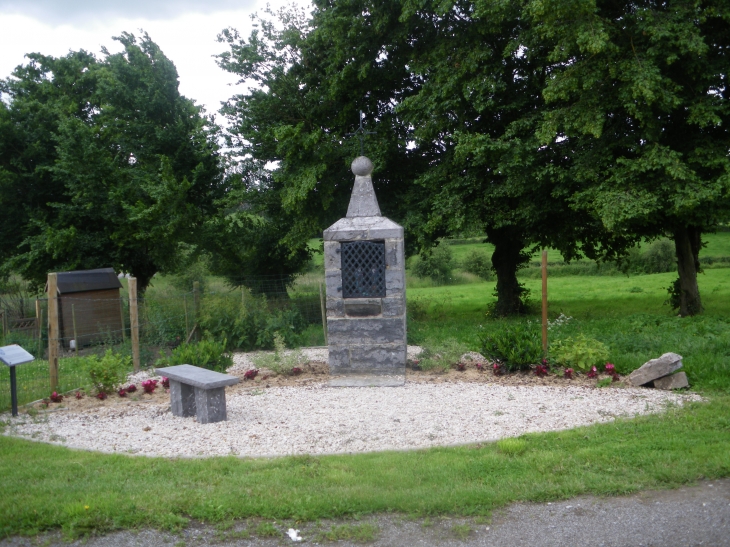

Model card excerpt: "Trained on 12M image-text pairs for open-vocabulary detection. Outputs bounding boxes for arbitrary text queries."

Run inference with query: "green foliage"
[157,339,232,373]
[168,256,210,294]
[418,339,468,372]
[85,350,130,395]
[550,334,610,373]
[0,33,223,292]
[411,242,455,284]
[481,322,543,372]
[199,292,306,351]
[251,332,306,375]
[496,438,528,457]
[460,249,493,281]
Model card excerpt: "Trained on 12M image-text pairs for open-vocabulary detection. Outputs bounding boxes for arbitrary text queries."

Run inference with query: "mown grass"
[1,396,729,538]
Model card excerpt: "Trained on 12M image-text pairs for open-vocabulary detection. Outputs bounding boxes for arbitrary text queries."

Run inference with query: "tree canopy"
[0,33,223,292]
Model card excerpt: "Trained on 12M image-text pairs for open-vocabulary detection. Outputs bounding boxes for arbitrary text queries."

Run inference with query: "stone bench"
[155,365,239,424]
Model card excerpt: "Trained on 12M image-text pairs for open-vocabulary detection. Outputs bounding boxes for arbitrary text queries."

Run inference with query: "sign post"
[0,345,35,417]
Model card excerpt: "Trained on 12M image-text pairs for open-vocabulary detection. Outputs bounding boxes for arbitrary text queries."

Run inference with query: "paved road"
[3,479,729,546]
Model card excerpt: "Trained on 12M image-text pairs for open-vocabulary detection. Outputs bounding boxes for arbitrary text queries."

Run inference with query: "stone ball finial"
[351,156,374,176]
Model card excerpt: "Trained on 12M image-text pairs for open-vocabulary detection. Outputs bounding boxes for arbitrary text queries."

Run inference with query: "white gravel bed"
[3,381,700,458]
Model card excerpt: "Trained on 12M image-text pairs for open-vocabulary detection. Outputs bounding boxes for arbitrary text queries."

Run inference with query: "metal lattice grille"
[342,241,386,298]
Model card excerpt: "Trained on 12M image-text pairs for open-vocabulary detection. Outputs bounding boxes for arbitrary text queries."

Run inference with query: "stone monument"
[323,156,406,386]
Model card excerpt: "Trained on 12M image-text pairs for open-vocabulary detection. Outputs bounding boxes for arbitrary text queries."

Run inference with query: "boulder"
[653,371,689,390]
[628,352,683,387]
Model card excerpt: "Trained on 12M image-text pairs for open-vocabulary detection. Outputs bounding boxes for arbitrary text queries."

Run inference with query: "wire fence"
[0,273,327,412]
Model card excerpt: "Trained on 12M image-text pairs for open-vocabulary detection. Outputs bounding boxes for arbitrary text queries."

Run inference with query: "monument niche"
[323,156,406,386]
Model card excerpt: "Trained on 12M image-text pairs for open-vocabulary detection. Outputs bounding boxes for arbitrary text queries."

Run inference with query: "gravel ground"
[2,348,701,458]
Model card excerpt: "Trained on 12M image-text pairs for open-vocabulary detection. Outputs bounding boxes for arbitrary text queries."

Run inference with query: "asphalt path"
[3,479,728,547]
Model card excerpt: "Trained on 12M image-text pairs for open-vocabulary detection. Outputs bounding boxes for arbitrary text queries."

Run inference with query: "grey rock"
[325,297,345,318]
[193,387,227,424]
[628,352,683,386]
[653,371,690,390]
[325,270,342,296]
[327,317,405,345]
[155,365,238,390]
[385,238,404,267]
[168,380,195,417]
[324,241,341,270]
[381,297,405,317]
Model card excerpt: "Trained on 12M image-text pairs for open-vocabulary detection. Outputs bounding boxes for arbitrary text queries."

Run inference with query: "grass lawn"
[2,397,729,538]
[1,246,729,539]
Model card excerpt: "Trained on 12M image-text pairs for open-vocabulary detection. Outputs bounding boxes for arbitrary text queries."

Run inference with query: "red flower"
[535,364,549,377]
[612,372,620,382]
[244,369,259,380]
[118,388,127,397]
[587,366,598,379]
[96,392,107,400]
[455,362,467,371]
[492,363,504,376]
[50,391,63,403]
[605,363,616,374]
[126,384,137,393]
[75,391,83,400]
[564,368,574,379]
[161,377,170,389]
[141,379,158,394]
[475,363,484,372]
[291,367,302,375]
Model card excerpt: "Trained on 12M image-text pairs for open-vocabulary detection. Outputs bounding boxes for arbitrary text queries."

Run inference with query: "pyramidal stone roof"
[324,156,403,241]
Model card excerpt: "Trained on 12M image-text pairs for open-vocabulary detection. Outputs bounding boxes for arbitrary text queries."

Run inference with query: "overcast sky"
[0,0,309,117]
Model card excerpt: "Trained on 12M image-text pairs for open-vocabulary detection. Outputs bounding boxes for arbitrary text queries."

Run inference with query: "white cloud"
[0,0,310,117]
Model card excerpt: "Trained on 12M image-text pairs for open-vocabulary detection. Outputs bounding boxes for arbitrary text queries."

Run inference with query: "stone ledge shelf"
[155,364,239,424]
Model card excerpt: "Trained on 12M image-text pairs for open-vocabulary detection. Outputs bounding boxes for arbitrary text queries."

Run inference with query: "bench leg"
[169,380,196,417]
[194,386,227,424]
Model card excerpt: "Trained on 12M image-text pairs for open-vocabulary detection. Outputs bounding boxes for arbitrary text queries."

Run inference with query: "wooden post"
[47,273,59,390]
[129,277,140,372]
[319,282,328,346]
[72,303,78,356]
[192,281,200,342]
[119,297,126,343]
[541,250,548,356]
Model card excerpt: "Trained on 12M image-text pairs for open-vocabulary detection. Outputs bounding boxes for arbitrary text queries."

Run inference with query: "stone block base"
[169,380,228,424]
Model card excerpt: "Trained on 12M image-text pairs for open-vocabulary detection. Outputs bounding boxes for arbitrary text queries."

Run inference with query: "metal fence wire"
[0,273,327,412]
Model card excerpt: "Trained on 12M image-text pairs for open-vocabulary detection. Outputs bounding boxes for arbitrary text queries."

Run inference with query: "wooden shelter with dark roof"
[46,268,124,349]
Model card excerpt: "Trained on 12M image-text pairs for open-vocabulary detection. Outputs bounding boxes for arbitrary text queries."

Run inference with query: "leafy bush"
[200,293,306,351]
[461,250,493,280]
[157,338,232,372]
[550,333,609,372]
[418,339,468,372]
[85,350,131,395]
[252,332,306,375]
[412,242,454,284]
[481,322,543,372]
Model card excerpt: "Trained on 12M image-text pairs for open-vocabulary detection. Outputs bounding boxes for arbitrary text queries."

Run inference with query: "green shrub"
[252,332,306,375]
[481,322,543,371]
[200,293,306,351]
[85,350,131,395]
[418,339,468,372]
[157,339,232,372]
[550,333,609,372]
[461,250,493,281]
[412,242,454,284]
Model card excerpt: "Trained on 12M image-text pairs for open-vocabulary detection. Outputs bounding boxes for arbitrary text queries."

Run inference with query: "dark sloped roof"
[50,268,123,295]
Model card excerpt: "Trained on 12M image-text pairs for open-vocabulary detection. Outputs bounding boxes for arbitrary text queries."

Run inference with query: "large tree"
[0,33,223,292]
[528,0,730,316]
[217,1,632,314]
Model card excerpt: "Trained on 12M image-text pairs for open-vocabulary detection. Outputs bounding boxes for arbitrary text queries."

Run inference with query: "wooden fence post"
[47,273,59,390]
[129,277,140,372]
[35,299,41,341]
[193,281,200,342]
[72,303,78,357]
[541,250,548,356]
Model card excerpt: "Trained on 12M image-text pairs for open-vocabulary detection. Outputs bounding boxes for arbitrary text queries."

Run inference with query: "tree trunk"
[673,226,703,317]
[488,228,529,316]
